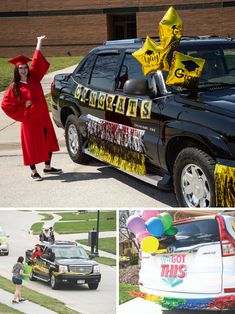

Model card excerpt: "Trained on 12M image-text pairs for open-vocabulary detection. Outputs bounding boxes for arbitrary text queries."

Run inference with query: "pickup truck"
[51,36,235,208]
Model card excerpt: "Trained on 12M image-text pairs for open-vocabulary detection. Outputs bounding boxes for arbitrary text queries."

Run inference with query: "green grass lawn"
[0,303,24,314]
[0,275,80,314]
[54,219,116,234]
[78,237,116,255]
[31,222,44,234]
[38,212,54,221]
[0,56,83,92]
[119,283,139,304]
[54,210,116,221]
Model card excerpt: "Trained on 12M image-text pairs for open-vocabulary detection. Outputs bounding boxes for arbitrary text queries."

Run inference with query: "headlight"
[59,265,68,273]
[93,265,100,273]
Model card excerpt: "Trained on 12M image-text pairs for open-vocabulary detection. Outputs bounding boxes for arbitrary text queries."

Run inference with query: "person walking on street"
[12,256,29,303]
[1,35,62,181]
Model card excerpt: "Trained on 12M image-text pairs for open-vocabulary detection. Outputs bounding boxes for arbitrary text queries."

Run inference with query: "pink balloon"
[141,210,159,221]
[126,215,146,234]
[136,230,151,244]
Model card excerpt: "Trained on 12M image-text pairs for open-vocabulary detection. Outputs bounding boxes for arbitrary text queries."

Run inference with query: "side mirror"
[54,73,71,81]
[123,79,155,97]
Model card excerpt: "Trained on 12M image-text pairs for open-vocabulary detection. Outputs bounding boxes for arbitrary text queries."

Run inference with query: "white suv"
[139,213,235,310]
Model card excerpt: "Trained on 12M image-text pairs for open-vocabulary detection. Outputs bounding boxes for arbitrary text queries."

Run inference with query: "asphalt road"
[0,210,116,314]
[0,146,178,208]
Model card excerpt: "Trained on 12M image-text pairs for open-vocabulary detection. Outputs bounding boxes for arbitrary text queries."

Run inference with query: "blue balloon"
[146,217,164,237]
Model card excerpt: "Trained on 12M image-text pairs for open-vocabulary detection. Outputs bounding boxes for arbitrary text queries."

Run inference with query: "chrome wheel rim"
[68,124,79,155]
[181,163,211,207]
[51,275,55,287]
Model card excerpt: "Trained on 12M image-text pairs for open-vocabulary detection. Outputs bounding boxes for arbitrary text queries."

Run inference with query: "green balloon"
[159,212,173,231]
[165,226,178,236]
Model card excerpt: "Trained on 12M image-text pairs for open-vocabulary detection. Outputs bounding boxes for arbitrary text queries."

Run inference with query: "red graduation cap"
[8,55,32,66]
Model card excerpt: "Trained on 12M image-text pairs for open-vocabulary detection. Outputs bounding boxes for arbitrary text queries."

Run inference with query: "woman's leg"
[44,152,52,169]
[30,165,43,181]
[44,152,62,174]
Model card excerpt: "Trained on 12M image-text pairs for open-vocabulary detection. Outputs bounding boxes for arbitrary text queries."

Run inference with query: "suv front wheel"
[173,147,216,207]
[65,115,87,164]
[50,274,60,290]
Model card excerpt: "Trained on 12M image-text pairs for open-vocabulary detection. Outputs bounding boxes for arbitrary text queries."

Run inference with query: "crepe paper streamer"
[215,164,235,207]
[126,216,146,235]
[166,51,205,91]
[159,6,183,50]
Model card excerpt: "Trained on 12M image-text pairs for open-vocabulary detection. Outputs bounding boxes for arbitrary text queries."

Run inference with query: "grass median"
[0,56,83,92]
[119,283,139,304]
[0,275,80,314]
[78,237,116,255]
[0,303,24,314]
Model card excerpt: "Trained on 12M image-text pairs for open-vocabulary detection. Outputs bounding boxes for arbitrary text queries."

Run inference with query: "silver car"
[0,227,9,256]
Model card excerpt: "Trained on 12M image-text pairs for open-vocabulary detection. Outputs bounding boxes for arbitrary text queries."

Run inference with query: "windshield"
[164,44,235,90]
[52,246,89,259]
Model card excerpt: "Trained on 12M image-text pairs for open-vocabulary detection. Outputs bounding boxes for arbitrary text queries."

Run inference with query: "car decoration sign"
[160,254,186,287]
[74,83,152,120]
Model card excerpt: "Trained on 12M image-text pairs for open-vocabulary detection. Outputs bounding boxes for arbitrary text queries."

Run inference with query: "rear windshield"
[171,219,220,248]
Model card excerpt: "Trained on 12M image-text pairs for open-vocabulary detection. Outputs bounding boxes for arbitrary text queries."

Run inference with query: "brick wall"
[0,1,235,57]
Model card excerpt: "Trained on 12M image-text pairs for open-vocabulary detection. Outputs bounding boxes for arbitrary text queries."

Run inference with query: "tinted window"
[117,53,152,90]
[170,219,220,248]
[74,54,96,84]
[89,54,119,91]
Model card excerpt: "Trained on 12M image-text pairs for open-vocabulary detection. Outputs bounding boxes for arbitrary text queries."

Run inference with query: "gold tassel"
[215,164,235,207]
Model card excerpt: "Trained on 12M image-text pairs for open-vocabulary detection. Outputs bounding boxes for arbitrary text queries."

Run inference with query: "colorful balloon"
[136,230,151,244]
[126,215,146,234]
[141,236,159,253]
[141,209,159,221]
[146,217,164,237]
[132,36,169,75]
[159,212,173,231]
[166,51,205,91]
[165,226,178,236]
[159,6,183,50]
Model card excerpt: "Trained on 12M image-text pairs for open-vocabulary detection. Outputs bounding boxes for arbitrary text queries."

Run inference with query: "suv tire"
[29,270,37,281]
[50,274,60,290]
[65,115,87,164]
[88,282,99,290]
[173,147,216,207]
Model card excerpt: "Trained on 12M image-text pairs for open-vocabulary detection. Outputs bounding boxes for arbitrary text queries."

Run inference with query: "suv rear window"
[172,219,220,248]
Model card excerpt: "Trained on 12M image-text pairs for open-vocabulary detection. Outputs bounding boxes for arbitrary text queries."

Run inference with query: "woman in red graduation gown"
[1,36,62,181]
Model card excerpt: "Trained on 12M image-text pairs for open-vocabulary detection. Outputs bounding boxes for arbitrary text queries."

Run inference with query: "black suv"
[51,36,235,208]
[26,241,101,290]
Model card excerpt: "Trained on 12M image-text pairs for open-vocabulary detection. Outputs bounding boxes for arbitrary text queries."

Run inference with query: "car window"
[89,54,119,91]
[117,53,153,90]
[171,219,220,248]
[53,246,89,259]
[74,53,96,84]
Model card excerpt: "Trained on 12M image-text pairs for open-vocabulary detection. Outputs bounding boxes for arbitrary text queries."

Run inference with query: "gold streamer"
[215,164,235,207]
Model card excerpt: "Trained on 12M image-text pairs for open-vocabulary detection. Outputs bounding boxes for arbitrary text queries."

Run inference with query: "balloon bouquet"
[132,6,205,96]
[126,210,177,254]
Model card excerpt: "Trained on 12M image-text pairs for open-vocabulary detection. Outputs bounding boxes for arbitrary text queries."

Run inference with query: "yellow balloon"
[132,36,170,75]
[166,51,205,90]
[141,236,159,253]
[159,6,183,50]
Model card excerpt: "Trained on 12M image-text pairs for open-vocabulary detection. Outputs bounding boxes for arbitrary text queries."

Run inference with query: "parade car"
[0,227,9,256]
[138,213,235,310]
[51,36,235,208]
[25,241,101,289]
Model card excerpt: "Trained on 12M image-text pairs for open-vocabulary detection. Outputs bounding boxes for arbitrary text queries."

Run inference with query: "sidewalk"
[0,65,77,151]
[0,288,58,314]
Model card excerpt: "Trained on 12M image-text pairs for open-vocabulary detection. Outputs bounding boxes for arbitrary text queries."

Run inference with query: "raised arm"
[30,35,50,81]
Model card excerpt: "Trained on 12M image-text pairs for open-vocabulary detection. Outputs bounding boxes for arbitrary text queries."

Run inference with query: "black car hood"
[199,86,235,116]
[55,258,96,266]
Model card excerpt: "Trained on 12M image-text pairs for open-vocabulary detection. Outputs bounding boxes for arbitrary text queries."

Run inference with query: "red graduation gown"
[1,50,59,165]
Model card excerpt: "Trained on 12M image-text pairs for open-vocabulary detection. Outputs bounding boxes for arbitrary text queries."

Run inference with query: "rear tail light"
[216,215,235,257]
[51,79,55,96]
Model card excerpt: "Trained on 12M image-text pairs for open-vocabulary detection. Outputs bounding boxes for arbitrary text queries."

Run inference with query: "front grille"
[69,265,92,274]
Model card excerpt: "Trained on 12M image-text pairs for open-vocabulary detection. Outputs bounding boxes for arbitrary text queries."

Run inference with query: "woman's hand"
[25,100,32,108]
[36,35,47,50]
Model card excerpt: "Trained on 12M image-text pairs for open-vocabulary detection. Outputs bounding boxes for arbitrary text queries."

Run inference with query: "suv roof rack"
[104,38,143,45]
